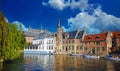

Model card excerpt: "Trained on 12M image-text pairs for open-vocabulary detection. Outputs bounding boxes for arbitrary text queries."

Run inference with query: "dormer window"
[96,36,99,39]
[118,34,120,36]
[67,34,69,38]
[69,33,72,37]
[88,37,91,40]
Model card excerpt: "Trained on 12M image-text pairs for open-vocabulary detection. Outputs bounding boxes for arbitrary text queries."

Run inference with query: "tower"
[82,26,87,41]
[56,18,63,54]
[40,24,43,33]
[106,31,112,54]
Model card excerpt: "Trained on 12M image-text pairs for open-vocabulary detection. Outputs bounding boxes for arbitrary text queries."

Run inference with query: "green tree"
[0,12,27,61]
[0,12,8,60]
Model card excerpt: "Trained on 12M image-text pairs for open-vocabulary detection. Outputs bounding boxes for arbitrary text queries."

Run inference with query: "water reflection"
[0,63,2,71]
[24,54,54,71]
[0,54,120,71]
[54,55,105,71]
[24,54,120,71]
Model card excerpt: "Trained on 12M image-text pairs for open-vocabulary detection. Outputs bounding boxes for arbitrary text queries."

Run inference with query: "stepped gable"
[84,32,106,42]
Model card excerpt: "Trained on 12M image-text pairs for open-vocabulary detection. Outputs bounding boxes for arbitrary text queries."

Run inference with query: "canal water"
[0,54,120,71]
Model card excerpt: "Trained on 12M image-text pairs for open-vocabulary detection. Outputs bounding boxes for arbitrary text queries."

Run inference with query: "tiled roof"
[23,29,52,37]
[84,32,106,42]
[77,31,84,38]
[26,44,39,47]
[63,30,84,39]
[23,31,40,37]
[33,31,53,40]
[111,31,120,38]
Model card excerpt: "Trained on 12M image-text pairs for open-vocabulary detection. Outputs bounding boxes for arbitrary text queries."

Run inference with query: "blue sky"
[0,0,120,34]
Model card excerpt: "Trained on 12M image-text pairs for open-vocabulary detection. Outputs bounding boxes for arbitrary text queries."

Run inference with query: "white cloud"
[43,0,120,33]
[12,21,28,31]
[67,7,120,33]
[42,0,68,10]
[62,26,68,32]
[42,0,89,11]
[70,0,88,11]
[5,18,28,31]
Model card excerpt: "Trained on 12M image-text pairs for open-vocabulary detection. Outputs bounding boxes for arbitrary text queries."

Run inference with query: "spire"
[57,18,61,28]
[40,24,43,33]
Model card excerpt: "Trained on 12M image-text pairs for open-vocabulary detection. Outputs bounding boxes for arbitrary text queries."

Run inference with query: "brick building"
[83,31,112,55]
[111,32,120,48]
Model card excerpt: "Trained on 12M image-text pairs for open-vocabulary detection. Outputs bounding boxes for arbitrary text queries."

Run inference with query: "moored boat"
[83,55,100,58]
[70,52,83,56]
[105,56,120,61]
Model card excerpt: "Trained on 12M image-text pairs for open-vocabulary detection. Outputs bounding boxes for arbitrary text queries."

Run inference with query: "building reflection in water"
[0,63,3,71]
[24,54,54,71]
[24,54,120,71]
[53,55,106,71]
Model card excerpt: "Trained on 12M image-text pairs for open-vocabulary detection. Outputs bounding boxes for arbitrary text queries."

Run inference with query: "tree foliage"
[0,12,26,61]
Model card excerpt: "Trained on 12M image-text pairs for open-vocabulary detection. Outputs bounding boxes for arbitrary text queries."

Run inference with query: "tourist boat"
[83,55,100,58]
[105,56,120,61]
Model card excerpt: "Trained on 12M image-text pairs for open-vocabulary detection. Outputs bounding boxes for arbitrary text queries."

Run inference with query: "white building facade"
[24,32,55,54]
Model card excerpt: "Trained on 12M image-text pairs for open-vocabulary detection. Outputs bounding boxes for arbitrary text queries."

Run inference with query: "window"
[87,42,90,45]
[62,46,64,50]
[72,40,74,43]
[85,48,88,50]
[96,42,100,45]
[69,40,71,44]
[66,46,68,51]
[30,47,32,49]
[72,46,74,50]
[96,36,99,39]
[102,47,105,51]
[36,47,38,49]
[52,40,53,44]
[80,46,83,50]
[69,46,71,50]
[77,46,79,50]
[51,46,53,50]
[96,47,100,51]
[80,39,82,42]
[68,46,70,50]
[66,41,68,44]
[49,46,51,50]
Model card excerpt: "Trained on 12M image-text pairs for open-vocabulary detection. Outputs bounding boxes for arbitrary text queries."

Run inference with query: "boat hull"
[105,56,120,61]
[70,53,83,56]
[83,55,100,58]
